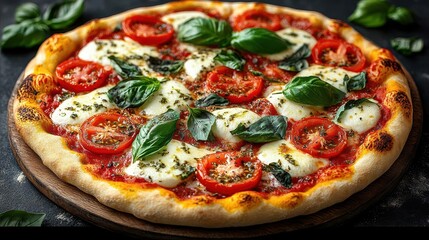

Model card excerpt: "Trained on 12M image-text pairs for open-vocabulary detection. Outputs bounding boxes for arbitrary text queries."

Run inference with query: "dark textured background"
[1,0,428,237]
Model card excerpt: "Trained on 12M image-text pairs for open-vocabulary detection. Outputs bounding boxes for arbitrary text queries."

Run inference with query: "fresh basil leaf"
[264,162,292,188]
[344,72,367,91]
[231,28,293,54]
[348,0,392,28]
[283,76,346,107]
[178,17,232,47]
[195,93,229,107]
[108,56,142,79]
[391,37,424,56]
[230,115,287,143]
[335,98,376,123]
[1,20,49,49]
[187,107,215,141]
[0,210,45,227]
[107,76,160,108]
[214,49,246,71]
[278,44,311,72]
[15,3,41,23]
[132,109,179,162]
[147,56,184,74]
[388,6,414,25]
[42,0,84,30]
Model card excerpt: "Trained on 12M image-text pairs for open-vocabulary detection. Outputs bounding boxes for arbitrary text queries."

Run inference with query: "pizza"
[13,1,413,228]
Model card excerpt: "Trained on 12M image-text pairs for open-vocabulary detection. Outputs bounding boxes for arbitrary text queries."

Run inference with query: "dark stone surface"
[1,0,428,236]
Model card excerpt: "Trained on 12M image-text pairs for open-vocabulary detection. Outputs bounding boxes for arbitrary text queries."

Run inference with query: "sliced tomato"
[79,112,138,154]
[206,66,264,104]
[55,59,109,93]
[122,15,174,46]
[291,117,347,158]
[247,98,278,116]
[312,39,366,72]
[232,9,282,31]
[196,151,262,195]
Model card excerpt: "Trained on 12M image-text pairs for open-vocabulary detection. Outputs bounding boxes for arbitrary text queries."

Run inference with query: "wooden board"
[7,71,423,238]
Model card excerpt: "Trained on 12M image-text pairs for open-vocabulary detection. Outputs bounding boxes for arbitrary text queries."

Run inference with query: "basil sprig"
[278,44,311,72]
[108,56,142,79]
[391,37,424,56]
[195,93,229,108]
[231,28,293,54]
[264,162,292,188]
[42,0,84,30]
[15,3,41,23]
[388,6,414,26]
[178,17,232,47]
[0,210,45,227]
[344,72,367,91]
[230,115,287,143]
[132,109,179,162]
[107,77,160,108]
[283,76,346,107]
[187,107,216,141]
[335,98,376,123]
[214,49,246,71]
[148,56,184,74]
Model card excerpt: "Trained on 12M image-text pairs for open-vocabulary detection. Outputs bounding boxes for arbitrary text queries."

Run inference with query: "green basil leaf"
[0,210,45,227]
[335,98,375,123]
[132,109,179,162]
[178,17,232,47]
[264,162,292,188]
[391,37,424,56]
[107,76,160,108]
[147,56,184,74]
[1,20,49,49]
[187,107,216,141]
[388,6,414,25]
[348,0,391,28]
[214,49,246,71]
[108,56,142,79]
[278,44,311,72]
[231,28,293,54]
[344,72,367,91]
[195,93,229,107]
[15,3,41,23]
[230,115,287,143]
[283,76,346,107]
[42,0,84,30]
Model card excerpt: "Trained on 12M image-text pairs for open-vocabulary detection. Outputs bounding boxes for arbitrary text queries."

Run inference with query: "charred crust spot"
[283,193,303,208]
[365,131,393,152]
[17,106,41,122]
[237,193,260,206]
[192,196,213,205]
[17,75,38,101]
[381,59,402,73]
[386,91,412,119]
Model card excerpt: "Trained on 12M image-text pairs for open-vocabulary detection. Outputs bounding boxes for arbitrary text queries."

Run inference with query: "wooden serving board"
[7,72,423,238]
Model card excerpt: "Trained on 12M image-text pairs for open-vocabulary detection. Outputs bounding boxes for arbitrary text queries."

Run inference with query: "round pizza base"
[8,70,423,238]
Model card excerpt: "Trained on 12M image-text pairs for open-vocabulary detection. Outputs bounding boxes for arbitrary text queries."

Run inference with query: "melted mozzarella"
[337,100,381,133]
[51,86,116,125]
[125,140,213,188]
[184,49,220,80]
[161,11,210,31]
[257,140,328,177]
[138,80,192,116]
[211,108,261,143]
[266,91,319,121]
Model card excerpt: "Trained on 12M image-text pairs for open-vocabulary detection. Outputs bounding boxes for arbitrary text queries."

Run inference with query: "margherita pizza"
[13,1,413,227]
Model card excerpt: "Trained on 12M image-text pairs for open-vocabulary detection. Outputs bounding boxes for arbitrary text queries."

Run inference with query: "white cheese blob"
[264,28,317,61]
[336,100,381,133]
[51,86,116,125]
[184,49,220,80]
[211,108,261,143]
[257,140,328,177]
[125,140,213,188]
[138,80,193,117]
[161,11,210,31]
[294,65,359,93]
[266,91,319,121]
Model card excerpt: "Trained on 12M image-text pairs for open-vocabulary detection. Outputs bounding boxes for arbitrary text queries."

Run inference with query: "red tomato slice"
[247,98,278,116]
[196,151,262,196]
[206,66,264,104]
[232,9,282,31]
[291,117,347,158]
[79,112,138,154]
[122,15,174,46]
[312,39,366,72]
[55,59,109,93]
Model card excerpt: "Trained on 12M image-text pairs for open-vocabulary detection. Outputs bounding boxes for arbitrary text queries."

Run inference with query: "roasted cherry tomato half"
[206,66,264,104]
[79,112,138,154]
[312,39,366,72]
[55,59,109,93]
[122,15,174,46]
[291,116,347,158]
[232,9,282,31]
[196,151,262,196]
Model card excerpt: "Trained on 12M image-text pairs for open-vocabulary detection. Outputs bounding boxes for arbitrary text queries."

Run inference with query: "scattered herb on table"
[0,210,45,227]
[391,37,424,56]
